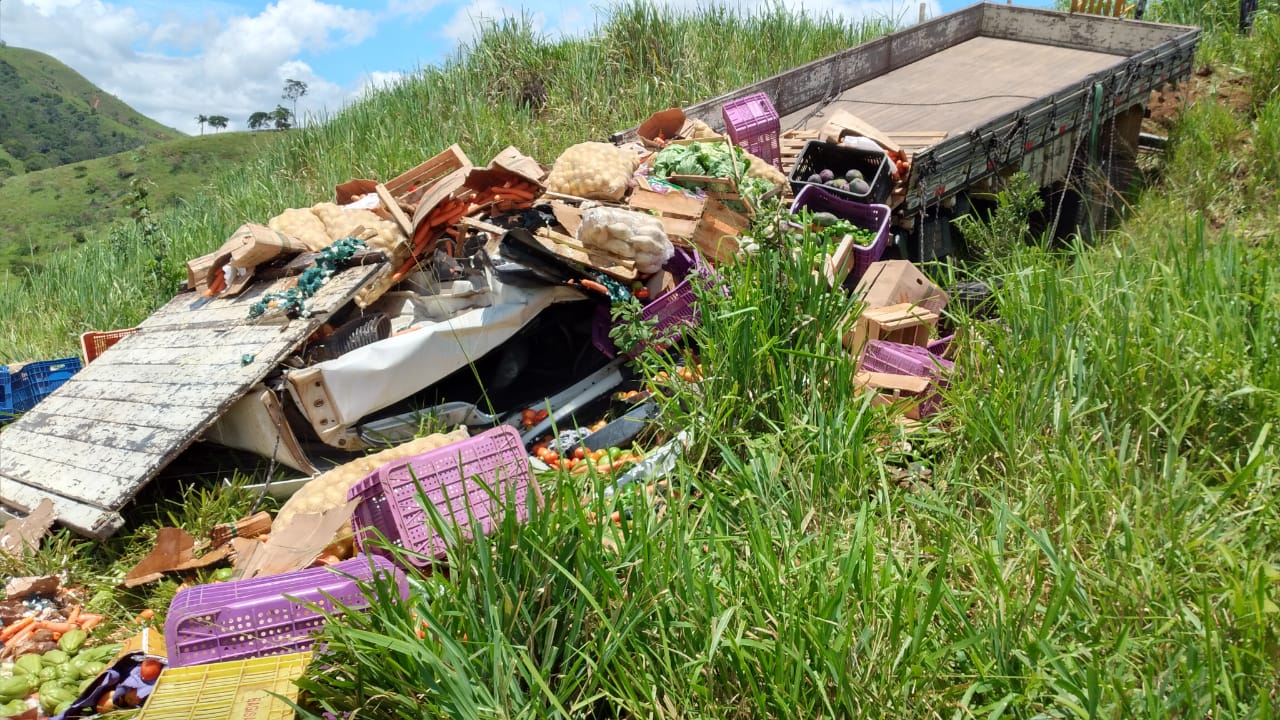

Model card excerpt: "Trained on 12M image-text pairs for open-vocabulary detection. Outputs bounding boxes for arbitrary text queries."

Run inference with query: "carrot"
[0,615,34,641]
[40,621,77,634]
[79,614,104,631]
[579,279,609,295]
[493,186,535,201]
[66,605,82,625]
[204,272,227,298]
[139,609,156,620]
[7,624,36,647]
[431,204,469,228]
[421,201,457,228]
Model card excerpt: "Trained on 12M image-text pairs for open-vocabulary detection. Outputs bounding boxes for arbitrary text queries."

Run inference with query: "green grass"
[0,2,891,362]
[0,46,180,177]
[1,1,1278,717]
[0,132,282,276]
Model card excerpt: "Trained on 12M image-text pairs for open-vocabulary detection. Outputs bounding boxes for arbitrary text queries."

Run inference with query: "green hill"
[0,131,282,273]
[0,46,182,177]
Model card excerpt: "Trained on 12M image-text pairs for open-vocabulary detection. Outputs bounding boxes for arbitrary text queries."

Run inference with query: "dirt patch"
[1145,65,1254,132]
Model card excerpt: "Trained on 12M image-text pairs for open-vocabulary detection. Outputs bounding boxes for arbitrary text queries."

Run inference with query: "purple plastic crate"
[858,340,954,417]
[790,185,891,286]
[347,425,534,567]
[13,357,81,413]
[723,92,781,170]
[592,247,708,359]
[164,554,407,668]
[927,334,955,359]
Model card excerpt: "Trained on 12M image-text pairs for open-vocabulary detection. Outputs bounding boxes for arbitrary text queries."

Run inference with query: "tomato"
[634,287,650,300]
[543,451,558,465]
[533,409,549,422]
[573,447,586,460]
[139,659,164,683]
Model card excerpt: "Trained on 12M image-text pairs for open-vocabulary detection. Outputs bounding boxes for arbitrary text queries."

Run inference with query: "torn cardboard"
[0,498,54,557]
[233,500,357,580]
[186,224,310,297]
[124,527,233,587]
[4,575,60,601]
[465,146,547,190]
[853,260,949,314]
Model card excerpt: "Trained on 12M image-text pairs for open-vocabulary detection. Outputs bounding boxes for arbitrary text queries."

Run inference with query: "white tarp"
[309,276,585,427]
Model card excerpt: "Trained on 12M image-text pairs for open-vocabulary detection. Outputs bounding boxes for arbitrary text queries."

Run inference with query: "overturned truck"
[0,3,1199,538]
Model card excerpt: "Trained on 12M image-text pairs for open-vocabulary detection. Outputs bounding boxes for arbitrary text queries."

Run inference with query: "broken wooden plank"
[0,476,126,538]
[0,262,383,539]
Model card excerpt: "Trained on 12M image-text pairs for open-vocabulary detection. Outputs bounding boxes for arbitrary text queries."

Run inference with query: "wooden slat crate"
[385,144,472,203]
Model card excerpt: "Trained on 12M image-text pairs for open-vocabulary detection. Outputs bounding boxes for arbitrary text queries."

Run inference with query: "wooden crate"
[385,144,471,203]
[844,302,939,356]
[627,186,750,266]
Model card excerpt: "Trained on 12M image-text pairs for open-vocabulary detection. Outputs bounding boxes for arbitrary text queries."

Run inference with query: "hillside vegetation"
[0,131,282,274]
[0,46,180,177]
[1,2,1279,718]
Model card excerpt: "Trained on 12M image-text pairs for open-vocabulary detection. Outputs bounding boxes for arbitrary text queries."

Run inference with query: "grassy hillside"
[0,46,181,176]
[0,131,282,274]
[1,2,1279,717]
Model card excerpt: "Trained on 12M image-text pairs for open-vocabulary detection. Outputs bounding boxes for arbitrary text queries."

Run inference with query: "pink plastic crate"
[723,92,781,170]
[790,185,891,286]
[593,247,709,359]
[857,340,954,417]
[164,554,407,668]
[927,334,955,359]
[347,425,534,567]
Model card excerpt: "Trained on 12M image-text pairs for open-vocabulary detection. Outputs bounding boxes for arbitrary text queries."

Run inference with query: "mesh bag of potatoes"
[268,203,407,256]
[578,206,674,275]
[545,142,641,201]
[273,427,470,534]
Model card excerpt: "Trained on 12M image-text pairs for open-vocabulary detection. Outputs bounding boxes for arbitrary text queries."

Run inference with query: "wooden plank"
[781,37,1124,138]
[980,3,1191,55]
[628,188,703,218]
[0,476,124,538]
[81,342,284,367]
[532,228,638,281]
[15,407,190,451]
[0,262,382,539]
[45,378,249,407]
[376,183,414,236]
[0,446,132,499]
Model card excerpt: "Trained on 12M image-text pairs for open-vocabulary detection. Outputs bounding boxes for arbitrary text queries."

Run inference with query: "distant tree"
[282,79,307,123]
[247,111,271,130]
[195,114,208,135]
[270,105,292,131]
[207,115,229,132]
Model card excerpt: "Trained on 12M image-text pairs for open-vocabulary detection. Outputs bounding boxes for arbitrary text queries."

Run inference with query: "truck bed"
[614,3,1200,213]
[781,36,1125,136]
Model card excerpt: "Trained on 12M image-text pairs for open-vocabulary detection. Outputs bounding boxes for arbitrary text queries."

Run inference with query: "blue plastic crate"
[0,365,13,421]
[13,357,81,413]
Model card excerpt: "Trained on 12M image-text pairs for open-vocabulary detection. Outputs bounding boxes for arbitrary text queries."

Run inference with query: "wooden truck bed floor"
[782,36,1126,137]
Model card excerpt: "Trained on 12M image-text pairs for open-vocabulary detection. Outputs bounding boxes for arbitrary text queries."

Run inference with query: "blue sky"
[3,0,1054,134]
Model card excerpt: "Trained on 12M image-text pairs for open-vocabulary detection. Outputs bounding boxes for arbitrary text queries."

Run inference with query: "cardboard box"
[853,260,948,314]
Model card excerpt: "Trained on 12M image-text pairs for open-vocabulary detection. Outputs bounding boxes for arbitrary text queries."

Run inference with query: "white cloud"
[440,0,546,45]
[1,0,945,137]
[3,0,377,134]
[356,70,409,97]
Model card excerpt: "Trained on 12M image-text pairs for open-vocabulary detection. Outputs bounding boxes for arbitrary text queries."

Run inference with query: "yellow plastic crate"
[138,651,313,720]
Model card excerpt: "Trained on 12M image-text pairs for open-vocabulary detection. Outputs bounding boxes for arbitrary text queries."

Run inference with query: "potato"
[274,428,471,533]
